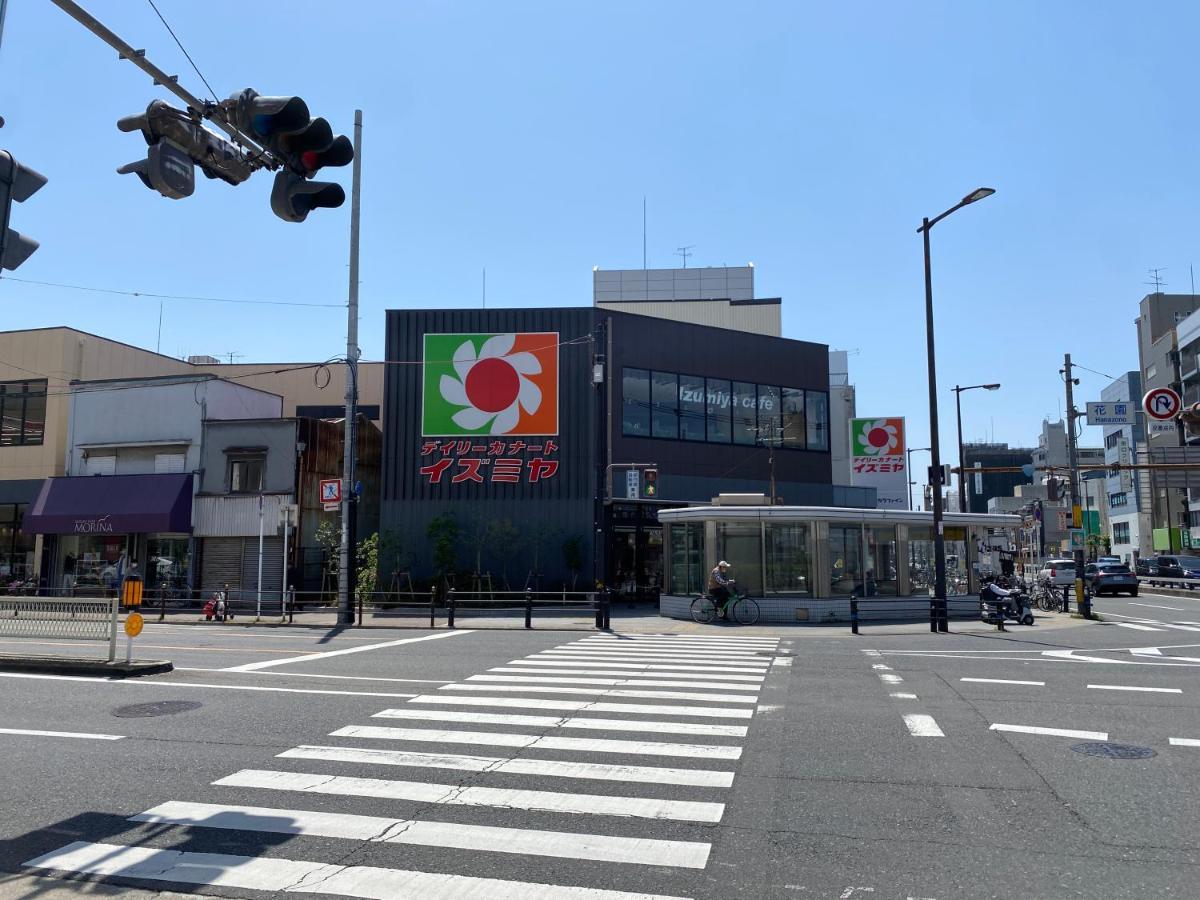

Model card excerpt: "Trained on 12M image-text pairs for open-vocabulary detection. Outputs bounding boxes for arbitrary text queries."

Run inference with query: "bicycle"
[1034,578,1064,613]
[691,590,761,625]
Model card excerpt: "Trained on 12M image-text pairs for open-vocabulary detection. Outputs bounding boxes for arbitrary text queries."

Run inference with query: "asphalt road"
[0,608,1197,900]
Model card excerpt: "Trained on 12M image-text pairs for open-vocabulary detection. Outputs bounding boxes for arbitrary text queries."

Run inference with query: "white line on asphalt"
[0,727,124,741]
[569,647,775,659]
[372,708,750,737]
[1169,737,1200,747]
[24,841,696,900]
[1104,613,1200,632]
[0,671,418,699]
[583,635,777,644]
[902,714,944,737]
[1130,603,1184,611]
[175,668,450,684]
[489,667,765,683]
[989,723,1108,740]
[960,678,1046,686]
[280,744,737,787]
[530,657,772,671]
[330,724,743,759]
[1086,684,1182,693]
[871,664,892,670]
[438,684,759,703]
[862,649,882,657]
[466,674,761,691]
[215,768,726,823]
[1131,648,1164,656]
[889,692,918,699]
[1114,623,1163,631]
[130,800,711,869]
[221,629,476,672]
[878,673,903,684]
[508,659,771,674]
[575,641,775,654]
[534,652,771,666]
[408,694,755,719]
[773,657,793,667]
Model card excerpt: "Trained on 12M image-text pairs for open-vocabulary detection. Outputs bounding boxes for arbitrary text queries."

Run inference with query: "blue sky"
[1,1,1195,458]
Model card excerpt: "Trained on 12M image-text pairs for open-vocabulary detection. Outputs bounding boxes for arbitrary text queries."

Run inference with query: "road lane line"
[1130,603,1184,610]
[489,667,765,683]
[990,724,1108,740]
[0,671,418,698]
[439,684,757,703]
[408,694,754,719]
[961,678,1046,686]
[0,727,123,741]
[878,673,903,684]
[1086,684,1182,693]
[1114,623,1163,631]
[222,629,475,672]
[1169,737,1200,747]
[889,692,918,699]
[280,744,736,787]
[466,674,761,691]
[25,841,695,899]
[330,725,743,760]
[215,768,726,823]
[902,714,944,737]
[175,668,450,684]
[371,708,748,737]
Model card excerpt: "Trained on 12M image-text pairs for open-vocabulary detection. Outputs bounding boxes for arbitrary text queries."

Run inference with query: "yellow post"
[121,575,143,608]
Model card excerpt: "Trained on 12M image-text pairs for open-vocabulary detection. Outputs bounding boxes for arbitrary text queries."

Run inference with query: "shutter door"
[241,536,284,607]
[200,538,244,597]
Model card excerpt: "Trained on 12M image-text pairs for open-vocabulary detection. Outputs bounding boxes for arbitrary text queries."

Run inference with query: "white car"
[1038,558,1076,586]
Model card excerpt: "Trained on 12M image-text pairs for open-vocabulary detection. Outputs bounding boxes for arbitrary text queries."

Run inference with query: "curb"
[0,654,173,678]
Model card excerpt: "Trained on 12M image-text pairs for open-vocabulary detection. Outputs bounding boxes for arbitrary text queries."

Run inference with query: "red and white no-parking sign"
[1143,387,1182,421]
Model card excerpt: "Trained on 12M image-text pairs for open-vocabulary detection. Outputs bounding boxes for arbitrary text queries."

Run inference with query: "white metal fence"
[0,596,119,661]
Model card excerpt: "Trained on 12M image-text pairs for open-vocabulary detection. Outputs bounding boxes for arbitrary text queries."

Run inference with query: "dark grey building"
[961,442,1036,514]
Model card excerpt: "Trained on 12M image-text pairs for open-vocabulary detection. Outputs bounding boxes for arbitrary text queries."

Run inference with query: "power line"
[145,0,219,103]
[4,276,344,309]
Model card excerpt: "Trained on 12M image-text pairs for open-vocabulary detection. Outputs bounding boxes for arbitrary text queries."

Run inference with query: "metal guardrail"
[0,596,119,660]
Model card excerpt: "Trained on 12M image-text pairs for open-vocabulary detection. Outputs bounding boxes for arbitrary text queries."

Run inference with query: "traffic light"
[643,468,658,498]
[116,100,253,199]
[227,89,353,222]
[0,151,47,271]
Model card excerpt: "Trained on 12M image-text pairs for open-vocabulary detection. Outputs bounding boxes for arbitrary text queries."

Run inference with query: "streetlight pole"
[907,446,931,510]
[918,187,995,633]
[954,383,1001,513]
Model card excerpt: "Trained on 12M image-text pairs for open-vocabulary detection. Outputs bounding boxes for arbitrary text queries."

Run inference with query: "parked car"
[1037,558,1076,586]
[1151,555,1200,585]
[1084,563,1138,596]
[1135,556,1158,578]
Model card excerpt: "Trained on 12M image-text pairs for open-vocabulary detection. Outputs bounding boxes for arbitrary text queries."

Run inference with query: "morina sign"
[73,515,114,534]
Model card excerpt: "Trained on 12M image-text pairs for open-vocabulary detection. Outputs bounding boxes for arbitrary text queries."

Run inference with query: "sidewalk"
[0,873,214,900]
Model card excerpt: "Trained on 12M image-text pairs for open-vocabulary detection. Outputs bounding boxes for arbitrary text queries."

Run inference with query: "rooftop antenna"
[224,351,243,365]
[676,245,694,268]
[1146,266,1168,293]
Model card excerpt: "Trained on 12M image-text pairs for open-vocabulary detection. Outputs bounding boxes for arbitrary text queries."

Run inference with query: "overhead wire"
[145,0,220,104]
[4,276,344,309]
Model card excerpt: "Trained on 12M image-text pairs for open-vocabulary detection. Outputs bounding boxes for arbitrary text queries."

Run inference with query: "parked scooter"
[980,575,1035,626]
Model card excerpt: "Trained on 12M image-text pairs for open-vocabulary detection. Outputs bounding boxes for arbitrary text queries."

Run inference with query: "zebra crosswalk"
[25,632,780,899]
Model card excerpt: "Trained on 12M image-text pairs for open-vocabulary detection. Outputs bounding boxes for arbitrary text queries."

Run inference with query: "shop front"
[25,473,194,596]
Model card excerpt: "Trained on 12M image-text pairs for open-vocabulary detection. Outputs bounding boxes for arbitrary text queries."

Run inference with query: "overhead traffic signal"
[116,100,253,200]
[643,468,658,498]
[226,89,353,222]
[0,151,48,271]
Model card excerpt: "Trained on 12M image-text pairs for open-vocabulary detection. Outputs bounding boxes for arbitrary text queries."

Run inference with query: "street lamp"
[918,186,996,633]
[954,383,1001,512]
[907,446,931,510]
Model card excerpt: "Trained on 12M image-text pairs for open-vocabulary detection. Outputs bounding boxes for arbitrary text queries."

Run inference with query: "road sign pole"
[1063,354,1088,617]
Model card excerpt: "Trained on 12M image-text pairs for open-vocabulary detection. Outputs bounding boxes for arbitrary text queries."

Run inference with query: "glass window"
[230,457,264,493]
[706,378,732,443]
[865,525,898,596]
[944,525,969,595]
[622,368,651,437]
[667,523,704,595]
[765,523,811,595]
[907,526,934,595]
[651,371,678,439]
[716,522,762,595]
[782,388,805,448]
[757,386,781,442]
[679,375,706,441]
[806,390,830,451]
[827,524,863,596]
[0,503,34,584]
[0,380,47,446]
[732,381,757,445]
[146,535,190,593]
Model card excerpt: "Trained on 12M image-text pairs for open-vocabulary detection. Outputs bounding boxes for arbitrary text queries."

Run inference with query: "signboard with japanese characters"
[1086,401,1134,426]
[849,417,907,508]
[419,332,562,487]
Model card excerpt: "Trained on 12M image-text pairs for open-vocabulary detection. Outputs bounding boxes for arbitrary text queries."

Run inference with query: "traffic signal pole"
[338,110,363,625]
[1062,353,1090,617]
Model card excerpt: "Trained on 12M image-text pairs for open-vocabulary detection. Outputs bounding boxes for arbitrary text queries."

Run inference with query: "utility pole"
[1062,353,1090,617]
[338,110,362,625]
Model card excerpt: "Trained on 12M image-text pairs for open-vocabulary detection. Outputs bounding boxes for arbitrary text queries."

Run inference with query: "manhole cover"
[112,700,202,718]
[1071,741,1157,760]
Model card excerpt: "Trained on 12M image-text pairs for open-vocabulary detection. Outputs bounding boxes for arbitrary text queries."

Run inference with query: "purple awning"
[25,473,193,535]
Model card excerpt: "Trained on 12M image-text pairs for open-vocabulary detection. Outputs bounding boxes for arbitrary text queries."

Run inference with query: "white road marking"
[467,674,760,691]
[989,723,1108,740]
[960,678,1045,686]
[902,714,944,737]
[889,692,918,699]
[1131,648,1164,656]
[372,708,749,737]
[1169,737,1200,747]
[878,673,903,684]
[570,645,772,659]
[330,725,743,760]
[215,768,725,823]
[281,744,736,787]
[1114,623,1163,631]
[1130,603,1184,611]
[755,704,783,713]
[408,694,754,719]
[532,654,771,669]
[871,664,892,670]
[1086,684,1182,693]
[583,635,777,645]
[862,649,882,657]
[439,684,758,703]
[0,727,124,741]
[773,657,793,667]
[131,800,712,868]
[175,668,450,684]
[508,659,771,674]
[489,666,765,683]
[25,841,694,900]
[222,629,475,672]
[0,671,418,699]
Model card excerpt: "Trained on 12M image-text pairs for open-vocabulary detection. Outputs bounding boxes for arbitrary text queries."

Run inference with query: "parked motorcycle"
[980,575,1035,626]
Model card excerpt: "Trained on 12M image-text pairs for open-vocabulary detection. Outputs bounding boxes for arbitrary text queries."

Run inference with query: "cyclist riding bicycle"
[707,560,735,619]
